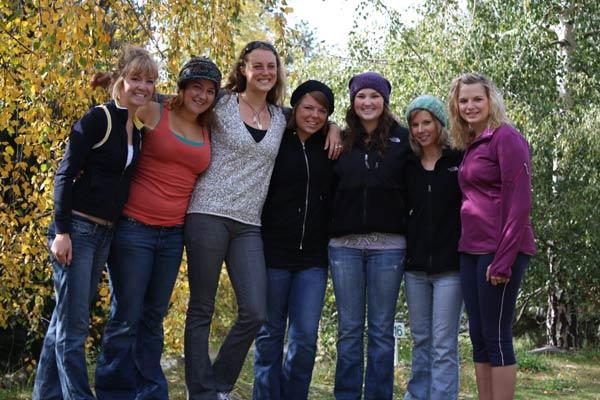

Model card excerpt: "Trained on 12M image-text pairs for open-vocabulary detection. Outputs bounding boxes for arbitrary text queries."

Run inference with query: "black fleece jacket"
[330,123,411,237]
[261,129,334,269]
[404,148,463,274]
[53,100,142,233]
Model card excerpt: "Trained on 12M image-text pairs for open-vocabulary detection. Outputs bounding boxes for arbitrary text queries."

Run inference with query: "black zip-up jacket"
[404,148,463,274]
[330,123,410,237]
[53,100,142,233]
[261,129,333,269]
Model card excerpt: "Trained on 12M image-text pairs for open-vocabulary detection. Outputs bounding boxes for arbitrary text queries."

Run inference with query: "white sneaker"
[217,392,230,400]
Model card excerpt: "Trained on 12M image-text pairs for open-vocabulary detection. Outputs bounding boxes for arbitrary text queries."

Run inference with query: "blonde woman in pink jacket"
[448,73,536,400]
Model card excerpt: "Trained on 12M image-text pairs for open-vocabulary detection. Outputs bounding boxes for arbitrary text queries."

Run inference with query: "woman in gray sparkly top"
[182,41,296,400]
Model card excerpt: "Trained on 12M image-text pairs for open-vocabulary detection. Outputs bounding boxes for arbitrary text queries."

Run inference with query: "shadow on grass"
[164,337,600,400]
[3,339,599,399]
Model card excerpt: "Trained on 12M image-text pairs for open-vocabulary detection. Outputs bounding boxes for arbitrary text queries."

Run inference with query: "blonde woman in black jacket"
[403,95,463,400]
[33,46,157,400]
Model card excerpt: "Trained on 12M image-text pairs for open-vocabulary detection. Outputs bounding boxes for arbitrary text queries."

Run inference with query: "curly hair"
[447,73,510,149]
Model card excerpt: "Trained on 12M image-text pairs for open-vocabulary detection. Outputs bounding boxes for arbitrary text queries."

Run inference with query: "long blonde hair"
[447,73,510,149]
[110,45,158,103]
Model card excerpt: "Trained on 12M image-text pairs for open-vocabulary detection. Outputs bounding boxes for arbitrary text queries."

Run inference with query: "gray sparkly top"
[187,93,286,226]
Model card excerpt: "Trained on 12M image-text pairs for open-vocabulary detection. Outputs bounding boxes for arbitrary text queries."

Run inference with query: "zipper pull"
[428,184,432,192]
[364,153,369,169]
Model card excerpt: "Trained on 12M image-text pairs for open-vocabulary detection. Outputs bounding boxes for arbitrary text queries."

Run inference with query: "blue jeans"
[253,267,328,400]
[460,253,529,367]
[33,215,114,400]
[403,272,463,400]
[95,217,184,400]
[329,246,406,400]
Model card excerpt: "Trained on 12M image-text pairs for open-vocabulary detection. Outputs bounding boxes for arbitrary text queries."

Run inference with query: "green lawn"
[4,338,599,399]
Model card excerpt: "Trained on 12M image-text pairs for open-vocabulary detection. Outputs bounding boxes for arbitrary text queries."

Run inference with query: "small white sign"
[394,321,406,367]
[394,322,405,338]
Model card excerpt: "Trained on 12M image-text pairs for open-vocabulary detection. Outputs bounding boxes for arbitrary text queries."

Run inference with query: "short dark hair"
[287,91,330,136]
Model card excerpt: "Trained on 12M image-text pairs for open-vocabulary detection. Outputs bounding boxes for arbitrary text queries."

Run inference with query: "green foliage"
[516,352,550,373]
[3,338,600,398]
[298,0,600,347]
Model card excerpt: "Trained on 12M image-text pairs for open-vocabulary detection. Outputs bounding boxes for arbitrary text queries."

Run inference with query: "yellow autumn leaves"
[2,0,292,367]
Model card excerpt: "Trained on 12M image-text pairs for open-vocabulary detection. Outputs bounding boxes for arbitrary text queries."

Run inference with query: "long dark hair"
[224,41,286,106]
[343,104,397,154]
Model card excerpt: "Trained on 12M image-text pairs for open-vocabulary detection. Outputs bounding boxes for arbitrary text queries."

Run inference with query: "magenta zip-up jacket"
[458,124,536,278]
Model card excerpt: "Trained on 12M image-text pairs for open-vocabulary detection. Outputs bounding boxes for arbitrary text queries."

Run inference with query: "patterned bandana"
[177,57,222,89]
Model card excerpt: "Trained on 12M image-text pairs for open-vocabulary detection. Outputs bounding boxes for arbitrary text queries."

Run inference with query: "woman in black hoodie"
[402,95,463,400]
[253,80,336,400]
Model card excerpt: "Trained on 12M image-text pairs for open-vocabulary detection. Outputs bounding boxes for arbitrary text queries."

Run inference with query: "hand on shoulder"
[136,101,162,129]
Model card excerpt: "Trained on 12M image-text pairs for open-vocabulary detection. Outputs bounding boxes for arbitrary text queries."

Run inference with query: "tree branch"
[0,25,34,55]
[121,0,167,61]
[403,38,444,93]
[581,29,600,39]
[549,38,572,47]
[0,54,23,84]
[37,0,44,31]
[516,286,545,325]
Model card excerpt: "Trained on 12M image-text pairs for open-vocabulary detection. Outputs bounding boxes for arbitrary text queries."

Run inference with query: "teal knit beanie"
[405,95,448,127]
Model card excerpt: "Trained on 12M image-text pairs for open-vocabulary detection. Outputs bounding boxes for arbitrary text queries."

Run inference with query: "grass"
[3,337,600,399]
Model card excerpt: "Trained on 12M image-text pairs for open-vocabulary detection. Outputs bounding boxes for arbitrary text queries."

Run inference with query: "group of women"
[33,40,535,400]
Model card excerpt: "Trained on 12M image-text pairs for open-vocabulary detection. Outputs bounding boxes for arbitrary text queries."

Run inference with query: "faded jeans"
[403,271,463,400]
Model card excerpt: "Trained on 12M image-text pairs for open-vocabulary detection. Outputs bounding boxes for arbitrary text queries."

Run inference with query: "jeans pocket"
[71,218,96,236]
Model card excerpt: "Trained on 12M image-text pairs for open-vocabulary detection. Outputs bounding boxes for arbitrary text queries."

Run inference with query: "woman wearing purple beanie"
[329,72,410,400]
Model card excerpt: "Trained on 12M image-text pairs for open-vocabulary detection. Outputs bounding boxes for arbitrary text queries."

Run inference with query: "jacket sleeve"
[489,126,533,278]
[53,107,108,234]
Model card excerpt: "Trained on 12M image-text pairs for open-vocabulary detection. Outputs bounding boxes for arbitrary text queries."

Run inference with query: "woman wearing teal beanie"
[403,95,464,400]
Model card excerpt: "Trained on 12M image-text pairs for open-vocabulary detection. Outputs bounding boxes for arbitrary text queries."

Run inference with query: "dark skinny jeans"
[184,213,267,399]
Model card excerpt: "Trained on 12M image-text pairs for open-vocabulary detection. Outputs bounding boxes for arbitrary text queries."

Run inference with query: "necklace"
[240,94,267,129]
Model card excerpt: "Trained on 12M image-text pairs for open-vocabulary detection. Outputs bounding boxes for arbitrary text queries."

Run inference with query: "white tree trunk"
[546,2,578,349]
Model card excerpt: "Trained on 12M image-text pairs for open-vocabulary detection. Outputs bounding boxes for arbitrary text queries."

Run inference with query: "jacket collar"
[109,99,130,123]
[407,146,455,164]
[470,125,498,145]
[287,128,326,147]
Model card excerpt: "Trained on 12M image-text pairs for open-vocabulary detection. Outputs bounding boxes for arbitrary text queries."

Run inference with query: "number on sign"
[394,322,405,338]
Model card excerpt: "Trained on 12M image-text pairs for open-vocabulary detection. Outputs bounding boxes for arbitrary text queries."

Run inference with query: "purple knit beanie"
[349,71,392,104]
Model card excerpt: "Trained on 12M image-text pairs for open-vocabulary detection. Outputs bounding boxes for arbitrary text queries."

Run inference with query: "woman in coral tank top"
[94,57,222,400]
